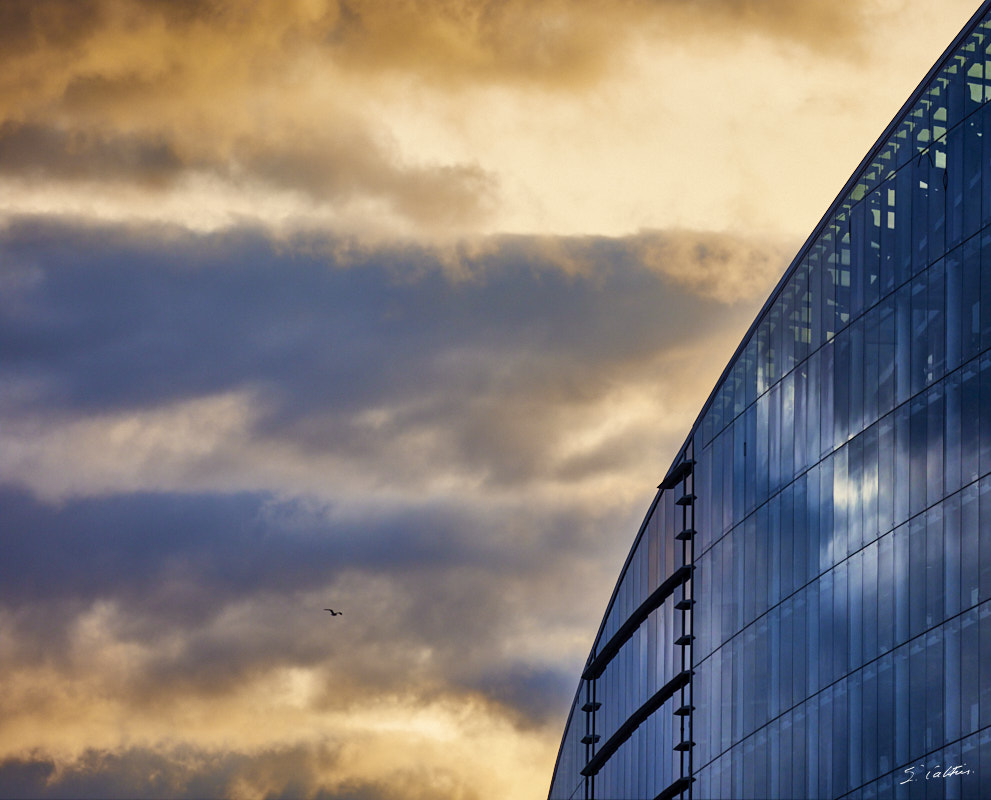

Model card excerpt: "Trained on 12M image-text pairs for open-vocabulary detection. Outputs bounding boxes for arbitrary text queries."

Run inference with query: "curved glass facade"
[549,3,991,799]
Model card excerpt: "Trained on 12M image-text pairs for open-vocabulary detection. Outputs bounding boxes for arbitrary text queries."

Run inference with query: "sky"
[0,1,984,799]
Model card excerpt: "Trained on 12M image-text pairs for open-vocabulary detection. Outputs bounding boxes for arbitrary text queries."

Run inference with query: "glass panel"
[945,370,962,497]
[896,281,913,405]
[912,273,930,395]
[926,504,945,630]
[910,394,928,518]
[944,492,962,620]
[926,625,945,753]
[878,651,895,773]
[894,522,911,646]
[981,475,991,604]
[963,110,983,240]
[980,601,991,730]
[864,539,880,661]
[961,606,979,736]
[863,661,879,784]
[962,482,980,611]
[944,615,961,746]
[909,514,928,638]
[961,359,980,487]
[909,635,927,760]
[961,237,981,367]
[929,259,947,385]
[849,550,864,670]
[879,528,896,654]
[946,111,965,248]
[928,135,948,264]
[912,139,931,275]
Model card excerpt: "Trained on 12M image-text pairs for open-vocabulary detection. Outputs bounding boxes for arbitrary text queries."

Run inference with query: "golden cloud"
[628,228,797,305]
[0,0,869,103]
[0,0,878,238]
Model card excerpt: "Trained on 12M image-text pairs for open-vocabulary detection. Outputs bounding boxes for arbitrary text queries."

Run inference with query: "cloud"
[0,0,871,104]
[0,1,508,236]
[0,746,262,800]
[0,220,777,502]
[0,735,537,800]
[0,218,783,798]
[0,481,605,706]
[0,122,184,186]
[0,490,572,797]
[628,228,797,304]
[0,662,558,799]
[658,0,868,51]
[0,743,444,800]
[0,0,896,241]
[0,119,496,226]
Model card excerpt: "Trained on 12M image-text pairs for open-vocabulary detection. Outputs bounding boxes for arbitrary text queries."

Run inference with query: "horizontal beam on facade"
[581,565,693,681]
[654,776,693,800]
[580,669,691,777]
[657,458,694,491]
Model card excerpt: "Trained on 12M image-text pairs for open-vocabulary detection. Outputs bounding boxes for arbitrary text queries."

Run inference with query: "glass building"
[549,3,991,799]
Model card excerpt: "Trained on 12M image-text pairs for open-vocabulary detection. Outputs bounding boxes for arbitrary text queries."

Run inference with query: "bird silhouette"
[323,609,343,616]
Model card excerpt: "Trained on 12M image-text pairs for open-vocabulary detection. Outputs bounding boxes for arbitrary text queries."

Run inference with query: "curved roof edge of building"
[660,0,991,491]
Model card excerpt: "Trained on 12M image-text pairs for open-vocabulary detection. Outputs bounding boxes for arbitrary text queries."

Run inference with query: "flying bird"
[324,609,343,616]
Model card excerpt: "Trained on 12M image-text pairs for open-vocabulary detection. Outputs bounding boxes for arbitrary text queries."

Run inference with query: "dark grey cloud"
[0,481,593,722]
[0,219,763,489]
[0,121,185,186]
[0,743,356,800]
[0,480,516,615]
[473,665,575,729]
[0,755,55,799]
[0,1,105,59]
[0,744,483,800]
[0,119,495,226]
